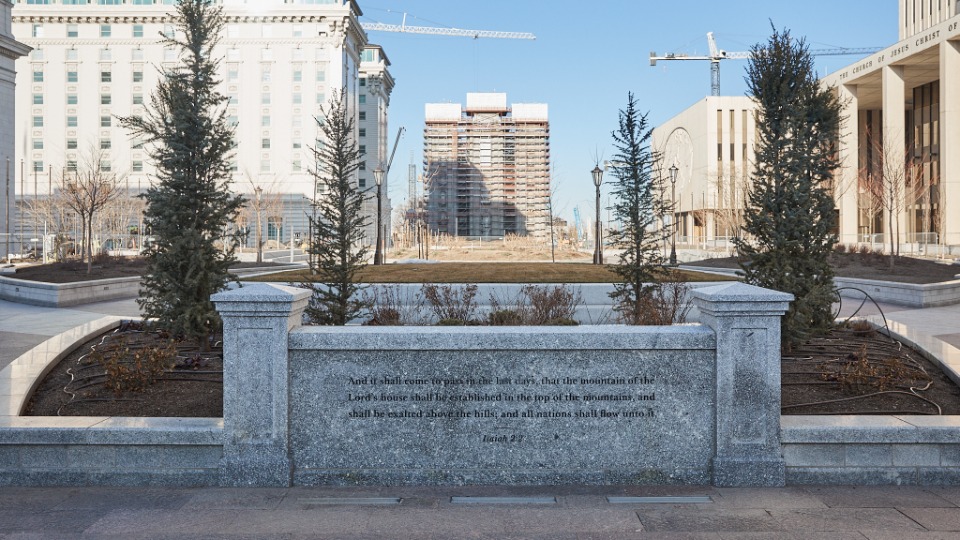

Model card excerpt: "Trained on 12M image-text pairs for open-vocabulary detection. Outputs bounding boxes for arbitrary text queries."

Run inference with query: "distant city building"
[10,0,391,251]
[358,43,394,248]
[0,0,30,255]
[423,92,551,239]
[652,97,756,247]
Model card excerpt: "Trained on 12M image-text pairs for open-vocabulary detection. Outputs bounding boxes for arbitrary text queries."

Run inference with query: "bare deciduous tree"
[61,148,122,273]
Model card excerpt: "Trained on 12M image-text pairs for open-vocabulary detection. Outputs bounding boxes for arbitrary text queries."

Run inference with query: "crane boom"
[651,32,881,96]
[385,127,405,174]
[361,21,535,40]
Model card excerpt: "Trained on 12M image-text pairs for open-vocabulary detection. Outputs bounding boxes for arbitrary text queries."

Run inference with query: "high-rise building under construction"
[423,93,550,239]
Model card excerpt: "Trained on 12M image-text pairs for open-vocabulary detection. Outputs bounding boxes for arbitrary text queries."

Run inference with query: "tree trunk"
[86,217,93,274]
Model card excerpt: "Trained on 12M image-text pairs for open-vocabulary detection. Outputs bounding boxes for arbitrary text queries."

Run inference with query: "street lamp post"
[255,186,263,264]
[591,165,604,265]
[669,164,679,266]
[372,166,384,265]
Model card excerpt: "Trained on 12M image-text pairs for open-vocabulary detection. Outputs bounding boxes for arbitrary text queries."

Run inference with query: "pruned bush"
[93,337,177,396]
[362,285,425,326]
[617,281,691,326]
[422,283,479,325]
[523,285,582,325]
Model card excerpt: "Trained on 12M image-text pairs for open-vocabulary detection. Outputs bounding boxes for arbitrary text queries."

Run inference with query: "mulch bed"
[782,323,960,415]
[24,322,222,417]
[687,252,960,284]
[9,257,287,284]
[23,320,960,418]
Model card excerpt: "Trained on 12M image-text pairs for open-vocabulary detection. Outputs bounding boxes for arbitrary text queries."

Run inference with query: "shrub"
[422,283,479,325]
[94,337,176,396]
[618,280,691,325]
[523,284,582,325]
[362,285,425,326]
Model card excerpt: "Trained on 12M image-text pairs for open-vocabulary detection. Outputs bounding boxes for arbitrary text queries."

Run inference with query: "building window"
[101,94,112,105]
[100,24,111,38]
[262,66,272,82]
[32,94,43,105]
[164,48,177,62]
[358,111,366,121]
[33,161,44,173]
[260,160,271,172]
[293,24,303,38]
[261,116,271,127]
[293,69,302,82]
[227,25,239,38]
[359,145,366,155]
[227,48,240,61]
[98,0,123,4]
[132,49,144,62]
[100,160,112,172]
[100,139,111,150]
[292,160,302,172]
[32,24,44,38]
[133,161,143,172]
[359,128,366,138]
[67,71,78,83]
[67,139,78,150]
[261,93,271,105]
[101,116,112,127]
[316,93,326,104]
[228,93,238,105]
[133,71,143,83]
[359,78,366,87]
[359,161,366,171]
[292,49,304,61]
[66,49,78,61]
[133,24,144,38]
[67,24,78,38]
[261,138,271,149]
[316,70,325,82]
[66,116,77,127]
[32,139,43,150]
[132,138,144,149]
[66,161,77,173]
[359,95,366,104]
[228,115,239,127]
[163,24,175,39]
[292,140,302,149]
[101,71,112,83]
[100,48,112,61]
[228,68,238,82]
[262,49,273,61]
[30,49,44,61]
[32,116,43,128]
[132,93,143,105]
[292,93,302,105]
[32,70,43,83]
[359,178,366,188]
[292,116,302,128]
[66,94,77,105]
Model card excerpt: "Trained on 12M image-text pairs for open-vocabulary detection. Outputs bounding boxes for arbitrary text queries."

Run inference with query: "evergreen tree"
[304,90,370,325]
[608,93,668,323]
[736,26,842,347]
[119,0,242,351]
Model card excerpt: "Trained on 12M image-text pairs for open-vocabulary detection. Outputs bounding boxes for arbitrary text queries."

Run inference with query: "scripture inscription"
[345,374,658,440]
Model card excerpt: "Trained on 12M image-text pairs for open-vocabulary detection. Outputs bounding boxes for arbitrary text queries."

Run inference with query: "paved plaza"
[1,484,960,538]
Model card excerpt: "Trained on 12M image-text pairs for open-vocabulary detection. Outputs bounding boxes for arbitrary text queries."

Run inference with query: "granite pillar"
[693,282,793,487]
[212,282,310,487]
[837,83,860,246]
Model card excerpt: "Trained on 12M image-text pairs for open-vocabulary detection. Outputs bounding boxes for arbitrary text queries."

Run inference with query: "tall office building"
[357,43,393,248]
[11,0,391,249]
[423,92,550,239]
[1,0,29,255]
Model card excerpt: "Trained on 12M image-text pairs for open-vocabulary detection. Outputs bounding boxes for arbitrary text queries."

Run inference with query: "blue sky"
[359,0,899,223]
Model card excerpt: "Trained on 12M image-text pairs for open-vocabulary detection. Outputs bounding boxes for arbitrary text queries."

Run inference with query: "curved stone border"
[0,316,223,486]
[0,265,303,307]
[680,265,960,308]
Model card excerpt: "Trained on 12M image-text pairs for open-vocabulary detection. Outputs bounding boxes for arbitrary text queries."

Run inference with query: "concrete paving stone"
[923,487,960,506]
[767,507,926,532]
[936,333,960,349]
[635,509,783,532]
[0,332,47,371]
[0,487,76,511]
[716,534,868,540]
[186,487,290,510]
[862,533,960,540]
[899,507,960,531]
[83,509,370,536]
[50,487,194,511]
[0,510,105,534]
[803,486,958,508]
[709,487,827,509]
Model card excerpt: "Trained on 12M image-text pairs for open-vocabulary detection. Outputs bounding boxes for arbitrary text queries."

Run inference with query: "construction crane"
[360,12,535,40]
[650,32,881,96]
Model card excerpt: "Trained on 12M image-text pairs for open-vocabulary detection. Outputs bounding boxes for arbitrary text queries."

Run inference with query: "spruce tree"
[304,90,370,325]
[119,0,242,350]
[736,27,842,347]
[608,93,667,323]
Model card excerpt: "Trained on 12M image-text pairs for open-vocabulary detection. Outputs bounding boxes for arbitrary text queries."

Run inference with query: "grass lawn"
[244,263,733,284]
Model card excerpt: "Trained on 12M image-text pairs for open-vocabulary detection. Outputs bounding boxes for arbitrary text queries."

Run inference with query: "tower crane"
[650,32,881,96]
[360,12,535,40]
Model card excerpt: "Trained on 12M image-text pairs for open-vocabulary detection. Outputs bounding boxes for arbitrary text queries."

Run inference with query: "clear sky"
[359,0,899,224]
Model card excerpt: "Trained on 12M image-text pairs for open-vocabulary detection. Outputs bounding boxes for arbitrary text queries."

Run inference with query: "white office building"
[1,0,29,257]
[10,0,392,251]
[652,96,757,247]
